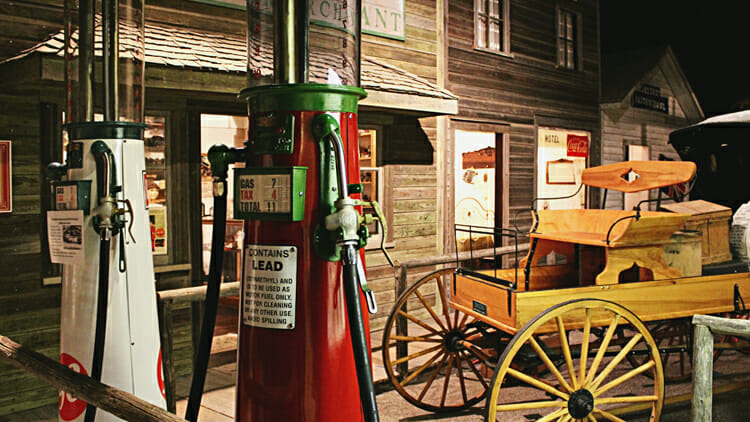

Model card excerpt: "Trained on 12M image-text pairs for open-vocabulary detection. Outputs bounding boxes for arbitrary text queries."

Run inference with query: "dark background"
[601,1,748,116]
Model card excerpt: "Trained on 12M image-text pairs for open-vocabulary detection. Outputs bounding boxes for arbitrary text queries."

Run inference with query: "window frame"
[556,6,583,71]
[474,0,511,56]
[357,127,393,251]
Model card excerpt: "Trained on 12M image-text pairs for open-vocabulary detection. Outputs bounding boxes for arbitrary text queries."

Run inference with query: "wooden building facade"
[0,0,454,415]
[445,0,602,245]
[0,0,611,415]
[600,45,704,210]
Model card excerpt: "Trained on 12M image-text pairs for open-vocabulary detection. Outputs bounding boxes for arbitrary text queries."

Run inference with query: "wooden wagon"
[380,161,750,421]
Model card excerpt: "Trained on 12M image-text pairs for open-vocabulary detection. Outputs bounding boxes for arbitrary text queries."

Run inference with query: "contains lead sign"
[242,244,298,330]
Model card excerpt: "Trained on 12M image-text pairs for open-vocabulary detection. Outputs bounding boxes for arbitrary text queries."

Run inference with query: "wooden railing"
[0,334,185,422]
[692,314,750,422]
[157,281,240,412]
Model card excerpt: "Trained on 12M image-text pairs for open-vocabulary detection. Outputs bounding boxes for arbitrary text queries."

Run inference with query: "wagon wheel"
[382,268,503,412]
[624,318,721,383]
[485,299,664,422]
[624,319,693,383]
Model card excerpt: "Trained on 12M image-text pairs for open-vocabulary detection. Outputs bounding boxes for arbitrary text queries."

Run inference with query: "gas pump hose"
[186,144,243,422]
[83,236,111,422]
[85,141,117,422]
[185,180,226,422]
[342,245,380,422]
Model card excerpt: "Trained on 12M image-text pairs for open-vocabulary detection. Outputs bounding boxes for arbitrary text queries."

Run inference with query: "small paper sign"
[47,210,84,264]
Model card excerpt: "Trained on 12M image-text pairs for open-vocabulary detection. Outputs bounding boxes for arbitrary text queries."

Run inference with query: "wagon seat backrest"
[581,160,697,204]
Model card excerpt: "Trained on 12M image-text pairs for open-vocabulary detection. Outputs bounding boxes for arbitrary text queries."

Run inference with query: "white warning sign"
[242,244,297,330]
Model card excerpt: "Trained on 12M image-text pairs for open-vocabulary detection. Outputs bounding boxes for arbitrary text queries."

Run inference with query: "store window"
[200,114,248,282]
[475,0,510,54]
[359,129,384,248]
[557,8,579,70]
[144,116,167,255]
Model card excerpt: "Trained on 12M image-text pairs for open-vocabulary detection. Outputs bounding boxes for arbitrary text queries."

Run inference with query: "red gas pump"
[185,1,391,421]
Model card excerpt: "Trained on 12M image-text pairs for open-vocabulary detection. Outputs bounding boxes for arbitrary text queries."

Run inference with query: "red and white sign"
[567,134,589,158]
[59,353,88,421]
[0,141,11,213]
[157,349,166,399]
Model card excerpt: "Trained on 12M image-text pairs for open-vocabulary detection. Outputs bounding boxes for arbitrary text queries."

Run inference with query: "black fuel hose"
[83,236,111,422]
[185,179,228,422]
[342,244,380,422]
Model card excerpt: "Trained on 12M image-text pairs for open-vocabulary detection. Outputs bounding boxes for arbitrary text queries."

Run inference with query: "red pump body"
[236,109,370,422]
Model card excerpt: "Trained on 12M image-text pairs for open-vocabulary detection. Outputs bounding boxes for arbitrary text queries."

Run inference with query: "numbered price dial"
[234,167,306,221]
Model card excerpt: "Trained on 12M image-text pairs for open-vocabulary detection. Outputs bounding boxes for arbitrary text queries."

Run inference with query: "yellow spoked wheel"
[485,299,664,422]
[382,268,503,412]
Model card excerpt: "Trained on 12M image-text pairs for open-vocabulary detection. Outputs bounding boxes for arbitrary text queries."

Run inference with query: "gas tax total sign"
[242,245,297,330]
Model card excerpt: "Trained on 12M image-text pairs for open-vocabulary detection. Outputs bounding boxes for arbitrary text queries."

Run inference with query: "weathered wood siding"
[601,65,702,210]
[362,0,438,81]
[362,1,442,330]
[0,82,62,415]
[447,0,601,230]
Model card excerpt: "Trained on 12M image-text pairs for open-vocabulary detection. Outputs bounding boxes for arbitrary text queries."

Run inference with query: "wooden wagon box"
[661,200,732,265]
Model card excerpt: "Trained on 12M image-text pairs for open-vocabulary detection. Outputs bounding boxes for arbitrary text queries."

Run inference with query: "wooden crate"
[664,231,702,277]
[662,200,732,265]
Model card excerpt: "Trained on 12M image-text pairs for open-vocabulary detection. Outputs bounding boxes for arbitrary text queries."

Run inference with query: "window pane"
[489,0,499,19]
[566,17,574,39]
[489,19,501,50]
[358,129,383,247]
[477,15,487,48]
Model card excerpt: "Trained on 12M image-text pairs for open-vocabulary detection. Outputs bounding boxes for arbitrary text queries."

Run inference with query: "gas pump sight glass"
[247,0,361,87]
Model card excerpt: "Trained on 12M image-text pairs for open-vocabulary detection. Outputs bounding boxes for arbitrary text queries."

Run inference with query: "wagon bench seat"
[531,209,689,284]
[532,209,688,247]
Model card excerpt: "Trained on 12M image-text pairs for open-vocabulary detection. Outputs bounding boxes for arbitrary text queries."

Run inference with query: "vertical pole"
[157,299,177,413]
[274,0,307,84]
[395,265,408,376]
[102,0,120,121]
[78,0,95,122]
[692,323,713,422]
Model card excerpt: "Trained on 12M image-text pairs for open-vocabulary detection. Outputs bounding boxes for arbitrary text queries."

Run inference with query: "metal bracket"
[735,284,746,314]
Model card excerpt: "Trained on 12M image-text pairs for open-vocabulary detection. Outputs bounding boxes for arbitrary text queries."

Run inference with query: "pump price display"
[233,167,306,221]
[238,174,290,214]
[242,244,297,330]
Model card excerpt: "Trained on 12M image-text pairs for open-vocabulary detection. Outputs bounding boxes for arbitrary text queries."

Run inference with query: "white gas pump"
[46,1,166,421]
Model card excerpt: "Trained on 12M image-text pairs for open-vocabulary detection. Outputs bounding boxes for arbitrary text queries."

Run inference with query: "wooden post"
[0,334,186,422]
[157,298,177,413]
[691,314,750,422]
[395,262,408,376]
[692,323,713,422]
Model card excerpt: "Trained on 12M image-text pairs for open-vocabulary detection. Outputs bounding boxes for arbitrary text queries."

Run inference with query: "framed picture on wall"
[0,141,10,213]
[546,158,576,185]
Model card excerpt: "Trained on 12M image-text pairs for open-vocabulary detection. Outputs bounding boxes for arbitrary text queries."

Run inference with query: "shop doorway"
[454,129,505,251]
[199,113,248,355]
